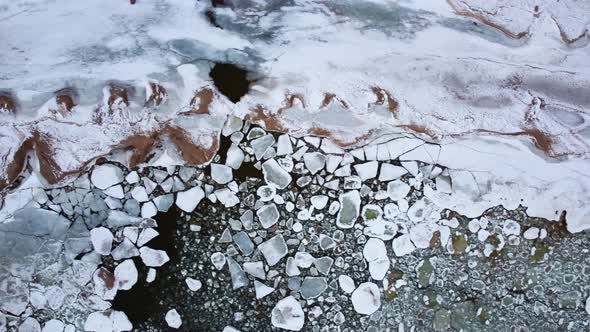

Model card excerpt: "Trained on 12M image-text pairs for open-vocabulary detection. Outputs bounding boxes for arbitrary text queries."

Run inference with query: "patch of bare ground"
[181,88,213,115]
[320,93,348,109]
[145,82,167,108]
[371,86,399,117]
[0,91,17,114]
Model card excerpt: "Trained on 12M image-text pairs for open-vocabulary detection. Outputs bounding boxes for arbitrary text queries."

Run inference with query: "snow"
[176,187,205,213]
[91,165,124,190]
[90,227,113,255]
[271,296,305,331]
[139,247,170,267]
[351,282,382,315]
[211,164,233,184]
[165,309,182,329]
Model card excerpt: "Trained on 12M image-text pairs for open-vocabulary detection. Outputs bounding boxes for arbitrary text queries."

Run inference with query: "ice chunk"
[137,228,159,247]
[286,257,301,276]
[392,234,416,256]
[256,185,276,202]
[125,171,139,184]
[111,239,139,261]
[364,219,398,241]
[227,256,248,290]
[325,155,342,173]
[130,186,149,202]
[379,164,408,182]
[336,190,360,229]
[139,247,169,267]
[311,195,329,210]
[262,159,292,189]
[233,231,255,255]
[91,164,124,190]
[104,185,124,199]
[240,210,254,230]
[93,268,118,300]
[211,164,233,184]
[502,220,521,236]
[19,317,41,332]
[210,252,227,270]
[226,144,245,169]
[435,175,452,193]
[351,282,381,315]
[153,194,174,212]
[300,277,327,299]
[363,238,390,280]
[271,296,305,331]
[338,275,355,294]
[294,252,315,268]
[185,278,202,291]
[259,234,288,266]
[257,203,280,229]
[354,161,378,181]
[114,260,138,290]
[409,223,438,249]
[387,180,410,201]
[91,227,113,255]
[176,187,205,212]
[523,227,540,240]
[215,189,240,207]
[314,257,334,276]
[254,280,275,299]
[319,234,336,250]
[320,139,344,154]
[303,152,326,174]
[165,309,182,329]
[42,319,65,332]
[243,261,265,279]
[276,134,293,156]
[251,134,275,159]
[141,201,157,218]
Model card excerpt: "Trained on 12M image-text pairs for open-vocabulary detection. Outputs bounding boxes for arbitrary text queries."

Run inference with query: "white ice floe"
[379,164,408,182]
[262,159,292,189]
[338,275,356,294]
[409,223,438,249]
[392,234,416,257]
[125,171,139,184]
[276,134,293,156]
[351,282,381,315]
[185,277,202,291]
[502,220,521,236]
[215,189,240,207]
[363,238,390,280]
[354,161,378,181]
[90,227,113,255]
[130,186,149,202]
[19,317,41,332]
[41,319,64,332]
[211,252,227,270]
[294,252,315,268]
[257,203,280,229]
[336,190,360,229]
[114,260,138,291]
[176,187,205,212]
[139,247,170,267]
[259,234,288,266]
[211,163,233,184]
[254,280,275,299]
[523,227,540,240]
[141,201,157,218]
[271,296,305,331]
[137,228,159,247]
[387,180,411,201]
[303,152,326,174]
[91,164,123,190]
[227,256,248,290]
[165,309,182,329]
[244,261,266,279]
[311,195,329,210]
[104,185,124,199]
[226,144,245,170]
[84,310,132,332]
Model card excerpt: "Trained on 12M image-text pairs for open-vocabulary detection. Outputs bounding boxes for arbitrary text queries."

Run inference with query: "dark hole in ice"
[209,63,252,103]
[112,207,181,327]
[215,134,263,180]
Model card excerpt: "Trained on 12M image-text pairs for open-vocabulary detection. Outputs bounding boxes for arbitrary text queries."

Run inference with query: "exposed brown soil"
[115,135,158,168]
[183,88,213,115]
[371,86,399,118]
[163,125,219,165]
[97,267,115,289]
[0,92,17,114]
[446,0,529,40]
[321,93,349,109]
[245,105,287,133]
[552,17,589,45]
[398,123,437,138]
[107,83,132,109]
[145,83,167,108]
[53,87,77,116]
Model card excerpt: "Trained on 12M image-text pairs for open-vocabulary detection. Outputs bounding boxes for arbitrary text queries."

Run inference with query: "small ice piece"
[114,260,138,290]
[257,185,276,202]
[343,176,361,189]
[407,199,428,223]
[435,176,452,193]
[379,164,408,182]
[90,227,113,255]
[123,227,139,243]
[233,231,255,255]
[19,317,41,332]
[146,269,156,283]
[286,257,301,276]
[243,261,265,279]
[165,309,182,329]
[111,239,139,260]
[240,210,254,230]
[257,203,280,229]
[93,268,118,300]
[586,297,590,315]
[176,187,205,212]
[251,134,275,159]
[271,296,305,331]
[153,194,174,212]
[141,201,157,218]
[210,252,226,270]
[84,312,110,332]
[410,223,438,249]
[392,234,416,256]
[335,165,352,177]
[294,252,315,268]
[502,220,521,236]
[351,282,381,315]
[259,234,288,266]
[42,319,64,332]
[303,152,326,174]
[262,159,292,189]
[314,257,334,276]
[363,238,390,280]
[276,134,293,156]
[104,185,124,199]
[226,144,245,169]
[91,164,124,190]
[300,277,328,299]
[185,277,202,291]
[227,256,248,290]
[387,180,410,201]
[354,161,378,181]
[350,148,364,160]
[325,155,342,173]
[137,228,159,247]
[255,280,275,299]
[125,171,140,184]
[338,275,355,294]
[211,164,233,184]
[523,227,540,240]
[364,219,398,241]
[321,139,344,154]
[130,186,149,202]
[364,145,378,160]
[215,189,240,207]
[223,327,241,332]
[319,234,336,250]
[336,190,360,229]
[311,195,329,210]
[139,247,169,267]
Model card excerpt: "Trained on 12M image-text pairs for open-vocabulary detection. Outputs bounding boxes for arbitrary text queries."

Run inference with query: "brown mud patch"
[320,93,349,109]
[182,88,213,115]
[0,91,17,114]
[371,86,399,117]
[107,82,134,109]
[145,82,167,108]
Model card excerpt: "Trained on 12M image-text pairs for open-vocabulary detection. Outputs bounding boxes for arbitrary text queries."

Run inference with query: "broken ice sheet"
[257,203,280,229]
[258,234,288,266]
[271,296,305,331]
[227,256,248,289]
[262,159,292,189]
[336,190,360,229]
